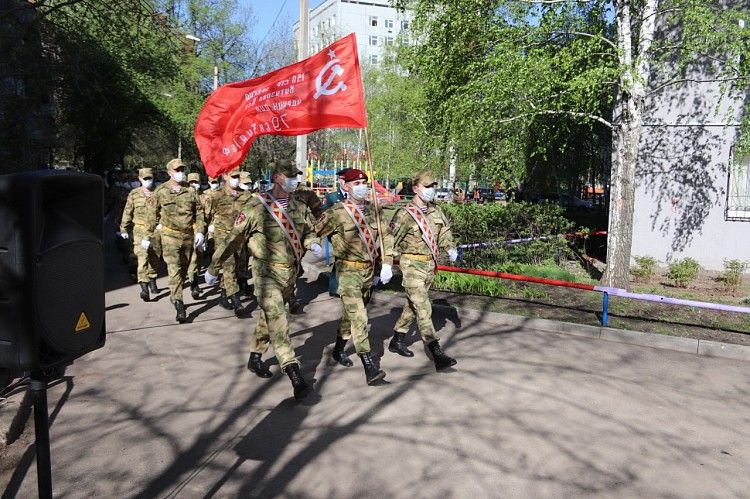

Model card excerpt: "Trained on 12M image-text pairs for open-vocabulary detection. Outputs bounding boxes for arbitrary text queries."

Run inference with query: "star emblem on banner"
[327,49,336,60]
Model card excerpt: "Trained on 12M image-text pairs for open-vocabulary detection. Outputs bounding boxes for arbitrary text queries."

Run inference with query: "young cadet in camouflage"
[119,167,160,301]
[235,171,254,296]
[315,168,395,385]
[205,159,322,400]
[204,169,249,317]
[389,170,458,371]
[320,168,351,297]
[144,159,206,323]
[187,172,205,300]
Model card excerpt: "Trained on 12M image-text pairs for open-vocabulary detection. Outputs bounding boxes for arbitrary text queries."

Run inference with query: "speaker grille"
[35,240,104,355]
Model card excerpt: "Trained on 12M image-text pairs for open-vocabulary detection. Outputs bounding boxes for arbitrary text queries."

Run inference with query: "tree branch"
[550,30,618,50]
[647,76,750,96]
[495,110,613,129]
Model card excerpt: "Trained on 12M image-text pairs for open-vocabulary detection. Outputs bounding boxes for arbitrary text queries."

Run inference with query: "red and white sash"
[341,200,379,264]
[403,204,439,262]
[257,193,305,263]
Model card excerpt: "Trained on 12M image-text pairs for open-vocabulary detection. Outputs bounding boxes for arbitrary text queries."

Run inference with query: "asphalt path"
[4,248,750,498]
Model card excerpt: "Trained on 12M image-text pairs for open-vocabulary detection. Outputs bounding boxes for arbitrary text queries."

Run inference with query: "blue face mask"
[282,177,299,193]
[351,184,369,200]
[419,187,436,203]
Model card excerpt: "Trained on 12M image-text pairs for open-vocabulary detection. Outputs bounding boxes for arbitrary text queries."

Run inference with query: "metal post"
[30,377,52,499]
[295,0,309,171]
[601,292,609,327]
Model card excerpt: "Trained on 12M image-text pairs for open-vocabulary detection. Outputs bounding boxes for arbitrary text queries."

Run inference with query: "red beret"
[341,168,368,183]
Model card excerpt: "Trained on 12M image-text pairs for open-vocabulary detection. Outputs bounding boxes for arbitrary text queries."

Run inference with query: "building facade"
[294,0,413,66]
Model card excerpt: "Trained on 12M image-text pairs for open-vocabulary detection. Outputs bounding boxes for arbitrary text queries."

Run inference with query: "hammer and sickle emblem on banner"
[314,50,347,100]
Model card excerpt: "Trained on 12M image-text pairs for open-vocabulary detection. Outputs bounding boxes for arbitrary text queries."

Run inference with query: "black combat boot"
[331,336,353,367]
[230,294,250,318]
[219,288,233,310]
[246,352,272,378]
[190,274,200,300]
[358,352,386,385]
[139,282,149,302]
[388,332,414,357]
[427,340,457,371]
[148,278,158,294]
[174,300,187,323]
[285,364,311,400]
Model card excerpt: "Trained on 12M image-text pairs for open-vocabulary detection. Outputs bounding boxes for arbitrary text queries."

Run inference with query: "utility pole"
[296,0,309,172]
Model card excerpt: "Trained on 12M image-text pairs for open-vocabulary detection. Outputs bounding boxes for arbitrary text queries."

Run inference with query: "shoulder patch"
[234,212,247,227]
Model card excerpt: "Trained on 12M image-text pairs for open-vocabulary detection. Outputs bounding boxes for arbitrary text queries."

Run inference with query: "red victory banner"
[195,33,367,177]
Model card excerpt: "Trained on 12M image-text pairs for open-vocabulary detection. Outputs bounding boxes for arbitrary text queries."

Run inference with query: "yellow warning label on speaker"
[75,312,91,333]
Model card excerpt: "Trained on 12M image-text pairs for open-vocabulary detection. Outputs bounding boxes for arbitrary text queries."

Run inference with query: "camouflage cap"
[138,167,153,178]
[187,173,200,183]
[239,171,252,183]
[413,170,437,187]
[270,158,302,177]
[166,158,185,171]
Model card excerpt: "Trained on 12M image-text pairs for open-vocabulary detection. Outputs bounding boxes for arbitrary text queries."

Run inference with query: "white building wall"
[294,0,412,66]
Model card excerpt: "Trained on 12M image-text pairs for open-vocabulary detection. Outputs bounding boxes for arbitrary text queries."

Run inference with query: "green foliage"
[717,259,749,293]
[630,255,658,282]
[433,272,510,297]
[667,258,701,288]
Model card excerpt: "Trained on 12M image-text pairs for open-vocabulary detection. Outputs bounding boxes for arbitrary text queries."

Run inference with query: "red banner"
[195,33,367,177]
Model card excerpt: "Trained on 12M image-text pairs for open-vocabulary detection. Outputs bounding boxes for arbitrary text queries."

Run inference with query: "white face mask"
[282,177,299,193]
[190,182,200,190]
[229,178,239,189]
[172,171,185,183]
[351,184,369,201]
[240,183,250,191]
[419,187,436,203]
[210,182,220,190]
[141,179,153,189]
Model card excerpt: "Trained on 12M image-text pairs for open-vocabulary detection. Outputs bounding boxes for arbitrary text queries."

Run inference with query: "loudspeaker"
[0,170,105,371]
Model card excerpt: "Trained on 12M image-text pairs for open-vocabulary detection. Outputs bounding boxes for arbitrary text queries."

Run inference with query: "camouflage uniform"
[146,160,205,304]
[187,173,206,294]
[315,199,394,354]
[390,203,455,342]
[208,184,319,372]
[120,169,159,284]
[235,171,254,290]
[292,185,323,219]
[205,183,245,297]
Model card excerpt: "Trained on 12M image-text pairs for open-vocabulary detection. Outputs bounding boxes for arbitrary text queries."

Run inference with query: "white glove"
[208,224,215,234]
[310,243,323,259]
[156,223,163,231]
[140,239,151,250]
[379,263,393,285]
[373,276,381,287]
[120,232,129,240]
[448,248,458,262]
[204,271,219,286]
[194,232,205,248]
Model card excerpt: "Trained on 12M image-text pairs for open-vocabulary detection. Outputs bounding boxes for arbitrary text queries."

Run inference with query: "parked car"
[494,190,507,202]
[535,193,594,211]
[434,188,453,202]
[472,187,494,203]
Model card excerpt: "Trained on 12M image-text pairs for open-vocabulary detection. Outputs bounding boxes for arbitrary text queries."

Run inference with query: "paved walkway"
[3,253,750,498]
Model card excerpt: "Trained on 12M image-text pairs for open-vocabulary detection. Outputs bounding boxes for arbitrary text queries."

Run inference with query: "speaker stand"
[30,376,53,499]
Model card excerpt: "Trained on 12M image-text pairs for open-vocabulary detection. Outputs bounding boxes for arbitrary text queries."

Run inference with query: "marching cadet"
[235,171,254,296]
[202,175,221,259]
[315,168,395,385]
[144,159,206,323]
[205,159,323,400]
[388,170,458,371]
[187,172,206,300]
[119,167,160,301]
[204,169,249,316]
[320,168,351,297]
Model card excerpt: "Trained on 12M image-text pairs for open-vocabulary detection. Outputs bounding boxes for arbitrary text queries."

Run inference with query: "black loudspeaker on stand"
[0,171,106,498]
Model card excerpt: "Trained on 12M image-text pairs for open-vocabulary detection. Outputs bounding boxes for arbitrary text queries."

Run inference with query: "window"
[312,26,318,36]
[330,15,336,27]
[369,16,378,27]
[369,35,378,46]
[385,19,394,29]
[385,36,394,46]
[401,20,410,30]
[369,54,379,65]
[726,148,750,220]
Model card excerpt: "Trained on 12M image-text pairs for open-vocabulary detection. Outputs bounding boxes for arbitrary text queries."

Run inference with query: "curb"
[422,300,750,363]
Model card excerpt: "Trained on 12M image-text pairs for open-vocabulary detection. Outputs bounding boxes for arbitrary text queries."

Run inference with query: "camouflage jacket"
[315,200,394,265]
[209,193,319,272]
[147,181,205,237]
[206,187,244,233]
[120,187,157,233]
[390,202,455,257]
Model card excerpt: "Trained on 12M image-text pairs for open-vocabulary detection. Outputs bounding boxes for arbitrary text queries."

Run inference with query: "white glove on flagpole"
[379,263,393,285]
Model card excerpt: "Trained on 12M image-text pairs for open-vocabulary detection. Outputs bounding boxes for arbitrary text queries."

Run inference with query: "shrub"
[630,255,657,282]
[666,257,701,287]
[717,259,748,293]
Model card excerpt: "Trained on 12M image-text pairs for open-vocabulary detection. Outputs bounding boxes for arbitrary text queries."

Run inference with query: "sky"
[241,0,327,43]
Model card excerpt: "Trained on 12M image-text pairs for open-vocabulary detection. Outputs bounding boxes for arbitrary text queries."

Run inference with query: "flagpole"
[363,126,387,260]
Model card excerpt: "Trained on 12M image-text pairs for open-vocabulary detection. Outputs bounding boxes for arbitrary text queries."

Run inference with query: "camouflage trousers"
[187,243,203,280]
[250,259,299,372]
[336,262,374,354]
[394,257,439,343]
[132,226,160,283]
[161,232,194,303]
[214,229,239,297]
